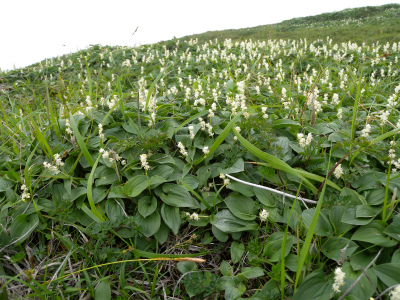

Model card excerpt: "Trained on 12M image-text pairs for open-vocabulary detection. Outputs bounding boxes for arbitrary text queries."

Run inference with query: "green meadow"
[1,3,400,299]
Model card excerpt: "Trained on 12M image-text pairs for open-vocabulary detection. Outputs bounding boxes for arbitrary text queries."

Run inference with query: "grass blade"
[69,113,94,167]
[174,110,209,134]
[294,158,331,290]
[86,154,106,221]
[232,128,318,194]
[194,112,243,165]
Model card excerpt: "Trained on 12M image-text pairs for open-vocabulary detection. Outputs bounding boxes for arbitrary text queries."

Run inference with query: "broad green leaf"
[226,182,255,197]
[10,214,39,243]
[341,207,375,226]
[340,187,367,204]
[138,196,157,217]
[341,261,376,300]
[373,263,400,287]
[355,204,380,218]
[293,268,332,300]
[95,281,111,300]
[302,209,333,237]
[219,158,244,175]
[124,175,148,197]
[366,188,386,205]
[211,210,258,233]
[263,233,294,262]
[351,221,397,247]
[240,267,264,279]
[177,261,197,274]
[329,206,354,235]
[385,215,400,241]
[220,261,232,276]
[273,119,302,130]
[158,183,198,207]
[321,237,358,261]
[161,204,181,235]
[69,187,87,202]
[154,221,169,244]
[225,194,257,220]
[181,174,199,190]
[105,199,125,222]
[136,212,161,237]
[0,178,13,192]
[211,225,229,242]
[231,241,245,263]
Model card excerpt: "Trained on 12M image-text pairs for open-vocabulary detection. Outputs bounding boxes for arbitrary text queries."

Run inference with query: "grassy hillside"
[180,4,400,44]
[1,4,400,300]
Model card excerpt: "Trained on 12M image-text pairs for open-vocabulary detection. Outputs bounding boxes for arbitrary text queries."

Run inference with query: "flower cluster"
[297,132,313,148]
[334,164,344,178]
[99,148,126,165]
[106,95,119,110]
[219,173,230,186]
[337,108,343,120]
[185,212,199,221]
[140,154,150,170]
[98,123,104,140]
[188,125,195,139]
[203,146,210,155]
[379,110,390,125]
[65,119,73,135]
[198,117,213,136]
[20,184,31,202]
[361,123,372,138]
[259,209,269,221]
[261,107,268,119]
[177,142,188,157]
[389,285,400,300]
[233,126,241,141]
[387,142,400,173]
[43,153,64,175]
[332,267,345,293]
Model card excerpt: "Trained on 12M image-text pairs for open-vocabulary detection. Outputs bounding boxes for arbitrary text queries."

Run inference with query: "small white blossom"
[188,125,195,139]
[259,209,269,221]
[389,285,400,300]
[361,124,371,138]
[140,153,151,170]
[203,146,209,155]
[189,213,199,221]
[177,141,188,157]
[334,164,344,179]
[332,267,345,293]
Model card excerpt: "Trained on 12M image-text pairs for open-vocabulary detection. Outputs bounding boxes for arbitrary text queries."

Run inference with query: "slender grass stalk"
[49,257,205,283]
[350,68,364,141]
[86,154,106,221]
[68,112,94,167]
[45,81,61,139]
[281,180,303,300]
[294,155,331,290]
[382,156,392,222]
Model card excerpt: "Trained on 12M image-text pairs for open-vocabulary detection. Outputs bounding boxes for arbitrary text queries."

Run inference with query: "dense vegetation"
[1,4,400,300]
[181,4,400,45]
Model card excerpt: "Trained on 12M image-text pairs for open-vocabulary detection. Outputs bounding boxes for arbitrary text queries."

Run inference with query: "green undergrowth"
[1,23,400,299]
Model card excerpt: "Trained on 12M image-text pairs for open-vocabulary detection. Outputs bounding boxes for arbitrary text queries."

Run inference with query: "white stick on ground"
[225,174,317,206]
